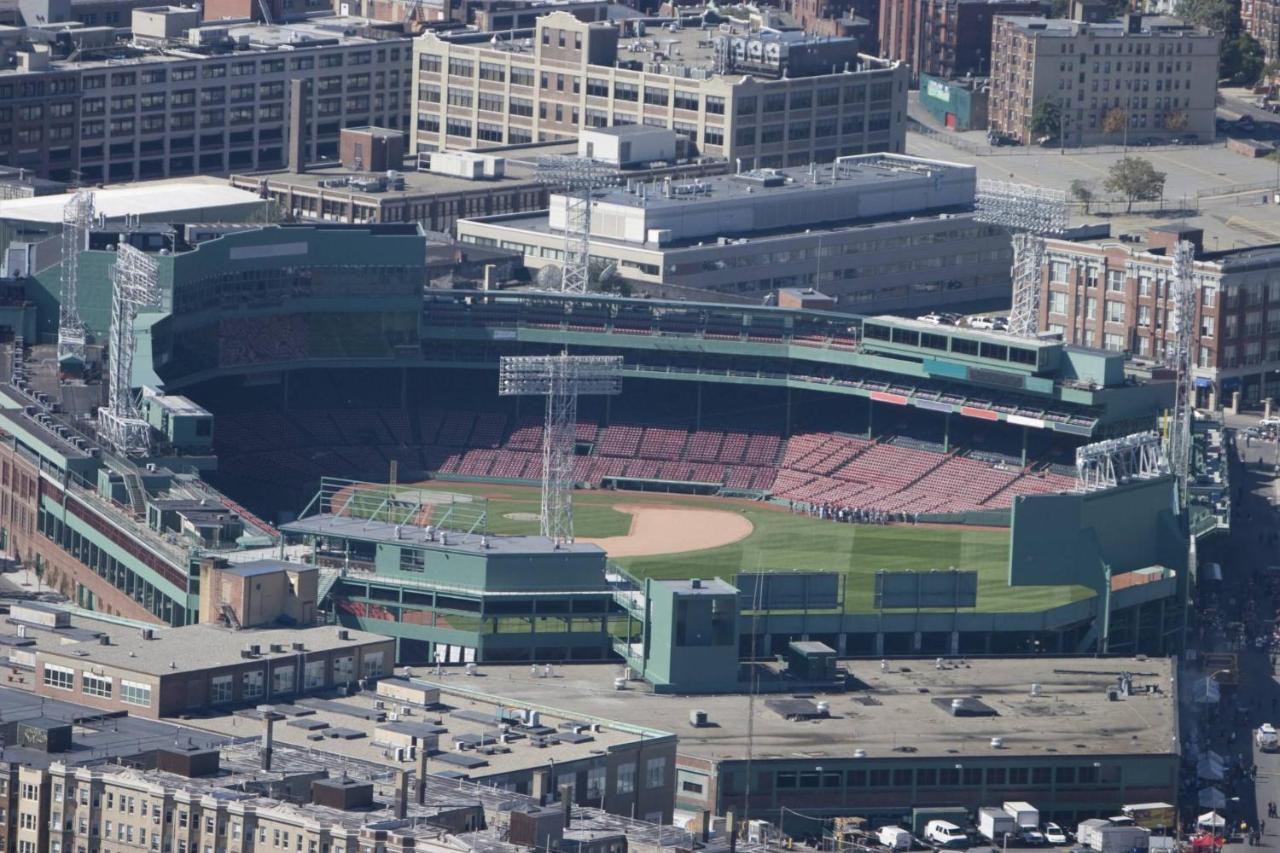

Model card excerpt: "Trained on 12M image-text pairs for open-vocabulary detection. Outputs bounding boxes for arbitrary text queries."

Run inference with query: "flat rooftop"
[1000,14,1203,36]
[590,155,972,211]
[233,155,545,199]
[282,513,605,557]
[0,684,228,769]
[0,183,263,224]
[180,676,669,779]
[38,623,390,676]
[449,657,1176,761]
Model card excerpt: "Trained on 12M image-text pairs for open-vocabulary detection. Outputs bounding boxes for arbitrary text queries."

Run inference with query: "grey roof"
[37,623,389,677]
[281,514,605,557]
[0,685,227,769]
[654,578,737,596]
[222,559,314,578]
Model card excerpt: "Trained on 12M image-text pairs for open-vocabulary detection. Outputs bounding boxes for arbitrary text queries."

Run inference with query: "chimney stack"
[701,810,711,843]
[259,707,277,771]
[416,747,428,804]
[727,810,737,853]
[395,769,409,819]
[287,78,308,174]
[560,783,573,828]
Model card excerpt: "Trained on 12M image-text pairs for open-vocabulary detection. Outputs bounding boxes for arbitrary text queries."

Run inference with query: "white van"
[925,821,969,848]
[1257,723,1279,751]
[878,826,913,851]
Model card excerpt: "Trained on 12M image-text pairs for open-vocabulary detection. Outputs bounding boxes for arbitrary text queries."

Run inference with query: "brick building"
[412,12,909,169]
[1039,225,1280,407]
[878,0,1041,80]
[1243,0,1280,64]
[987,10,1218,146]
[785,0,879,45]
[0,10,411,182]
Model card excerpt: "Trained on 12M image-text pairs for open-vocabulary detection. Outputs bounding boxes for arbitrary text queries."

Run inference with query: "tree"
[1175,0,1239,36]
[1069,179,1096,214]
[1102,108,1128,135]
[1104,156,1167,212]
[1164,110,1189,131]
[1221,33,1265,84]
[1026,100,1061,140]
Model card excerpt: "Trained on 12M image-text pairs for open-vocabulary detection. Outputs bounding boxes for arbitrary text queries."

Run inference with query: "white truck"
[1004,802,1040,830]
[878,826,913,851]
[979,807,1017,843]
[1077,819,1151,853]
[924,821,969,849]
[1257,723,1279,752]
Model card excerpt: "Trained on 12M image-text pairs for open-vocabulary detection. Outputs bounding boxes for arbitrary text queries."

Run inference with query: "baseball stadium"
[0,222,1190,679]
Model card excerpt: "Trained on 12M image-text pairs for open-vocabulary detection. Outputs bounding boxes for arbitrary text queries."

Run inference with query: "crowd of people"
[791,502,920,525]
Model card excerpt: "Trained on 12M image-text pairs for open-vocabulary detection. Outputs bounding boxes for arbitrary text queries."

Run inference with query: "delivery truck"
[1004,802,1040,830]
[1078,819,1151,853]
[979,808,1017,843]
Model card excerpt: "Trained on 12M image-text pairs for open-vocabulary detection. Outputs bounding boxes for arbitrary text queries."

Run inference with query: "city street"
[1204,415,1280,852]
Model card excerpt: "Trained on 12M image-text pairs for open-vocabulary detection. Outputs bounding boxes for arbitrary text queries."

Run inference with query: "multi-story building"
[1038,224,1280,408]
[879,0,1042,80]
[457,153,1014,311]
[1243,0,1280,64]
[987,11,1218,146]
[411,12,909,169]
[784,0,879,44]
[0,9,412,182]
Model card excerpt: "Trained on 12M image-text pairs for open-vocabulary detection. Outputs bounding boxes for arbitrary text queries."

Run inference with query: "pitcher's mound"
[580,504,754,557]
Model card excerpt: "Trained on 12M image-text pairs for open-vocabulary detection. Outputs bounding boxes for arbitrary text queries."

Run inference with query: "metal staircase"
[122,471,147,518]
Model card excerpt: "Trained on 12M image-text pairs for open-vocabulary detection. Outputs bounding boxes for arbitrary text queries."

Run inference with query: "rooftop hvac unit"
[388,712,399,721]
[689,709,708,727]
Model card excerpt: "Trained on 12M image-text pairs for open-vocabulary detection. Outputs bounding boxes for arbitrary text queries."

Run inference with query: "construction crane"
[58,191,95,371]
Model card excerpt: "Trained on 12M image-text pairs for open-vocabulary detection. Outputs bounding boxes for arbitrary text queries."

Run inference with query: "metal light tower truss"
[498,354,622,545]
[975,179,1068,338]
[58,191,95,367]
[535,156,618,294]
[98,244,161,456]
[1075,431,1168,493]
[1165,239,1197,503]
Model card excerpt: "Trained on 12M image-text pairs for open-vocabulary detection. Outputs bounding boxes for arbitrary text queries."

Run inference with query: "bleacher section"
[212,407,1075,520]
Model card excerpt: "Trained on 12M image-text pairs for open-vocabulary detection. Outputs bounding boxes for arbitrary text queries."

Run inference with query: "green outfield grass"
[407,481,1094,614]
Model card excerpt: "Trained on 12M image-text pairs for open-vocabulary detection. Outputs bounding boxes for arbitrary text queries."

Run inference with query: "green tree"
[1069,179,1096,214]
[1104,156,1167,212]
[1026,100,1061,139]
[1175,0,1239,35]
[1102,107,1128,135]
[1221,33,1266,84]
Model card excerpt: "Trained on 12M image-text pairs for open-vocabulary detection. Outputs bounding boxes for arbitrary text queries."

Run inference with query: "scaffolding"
[535,156,618,294]
[1165,239,1197,506]
[299,477,489,534]
[975,179,1068,338]
[97,244,160,456]
[1075,431,1168,492]
[498,354,622,545]
[58,191,95,368]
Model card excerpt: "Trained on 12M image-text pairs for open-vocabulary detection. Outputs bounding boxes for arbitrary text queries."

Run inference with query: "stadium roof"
[0,183,264,225]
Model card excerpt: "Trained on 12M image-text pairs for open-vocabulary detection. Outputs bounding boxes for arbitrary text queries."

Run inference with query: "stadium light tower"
[1165,239,1197,504]
[98,244,162,456]
[58,191,95,369]
[498,354,622,545]
[1074,431,1167,492]
[535,155,618,294]
[975,179,1068,338]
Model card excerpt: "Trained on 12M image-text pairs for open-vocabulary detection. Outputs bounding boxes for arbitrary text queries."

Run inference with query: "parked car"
[969,316,997,330]
[1020,829,1048,846]
[917,313,944,325]
[1044,823,1071,844]
[1256,722,1279,751]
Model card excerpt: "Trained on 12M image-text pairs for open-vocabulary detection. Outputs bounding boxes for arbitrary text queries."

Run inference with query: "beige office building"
[411,12,908,169]
[988,10,1218,146]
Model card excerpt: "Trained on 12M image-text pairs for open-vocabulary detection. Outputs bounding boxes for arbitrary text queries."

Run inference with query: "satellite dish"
[596,262,618,285]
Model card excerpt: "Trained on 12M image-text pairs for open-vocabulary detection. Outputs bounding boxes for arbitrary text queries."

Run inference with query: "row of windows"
[771,763,1109,790]
[42,665,151,707]
[78,47,402,89]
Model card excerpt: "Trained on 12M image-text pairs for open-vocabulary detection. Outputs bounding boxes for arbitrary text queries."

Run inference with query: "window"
[763,93,785,113]
[361,651,385,678]
[706,95,725,114]
[509,96,533,117]
[271,664,295,695]
[44,664,73,691]
[305,660,325,689]
[616,763,636,794]
[674,90,699,111]
[121,676,151,701]
[1086,297,1098,320]
[586,767,607,799]
[643,86,668,106]
[83,672,112,698]
[645,757,666,789]
[1050,261,1070,283]
[1048,292,1067,315]
[448,58,473,78]
[614,81,638,102]
[1107,270,1125,292]
[479,61,504,82]
[333,656,354,683]
[1104,333,1125,351]
[242,669,264,699]
[1105,301,1125,323]
[210,675,233,703]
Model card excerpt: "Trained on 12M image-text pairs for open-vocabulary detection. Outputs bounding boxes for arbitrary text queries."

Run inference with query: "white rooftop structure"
[0,183,264,225]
